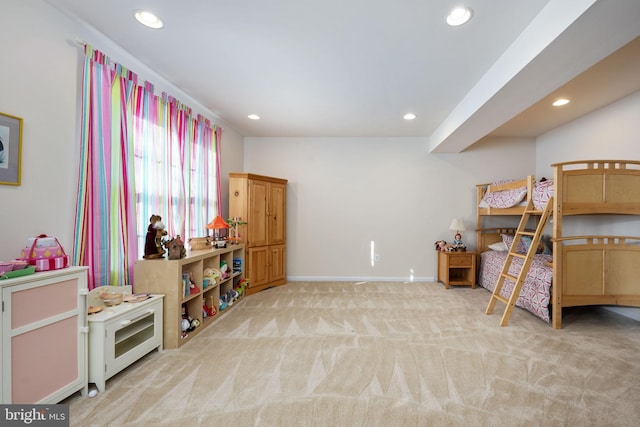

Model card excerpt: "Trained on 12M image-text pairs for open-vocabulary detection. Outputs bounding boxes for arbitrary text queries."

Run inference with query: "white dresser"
[1,267,89,404]
[87,286,163,392]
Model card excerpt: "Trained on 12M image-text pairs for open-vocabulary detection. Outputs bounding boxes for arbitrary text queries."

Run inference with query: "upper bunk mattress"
[479,178,553,210]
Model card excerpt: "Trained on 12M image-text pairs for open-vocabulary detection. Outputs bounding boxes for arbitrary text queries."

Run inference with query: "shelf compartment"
[115,324,154,358]
[114,311,155,345]
[134,244,245,349]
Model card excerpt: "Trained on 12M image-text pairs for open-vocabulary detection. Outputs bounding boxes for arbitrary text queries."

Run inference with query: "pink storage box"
[0,262,13,275]
[0,260,29,275]
[20,246,66,260]
[33,256,69,272]
[20,234,69,272]
[26,236,59,248]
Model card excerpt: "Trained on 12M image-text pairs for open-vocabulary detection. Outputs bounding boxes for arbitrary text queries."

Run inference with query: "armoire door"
[269,245,286,283]
[269,182,287,246]
[248,180,268,247]
[248,246,269,288]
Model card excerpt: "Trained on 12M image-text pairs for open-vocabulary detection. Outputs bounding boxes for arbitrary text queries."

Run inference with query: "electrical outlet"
[374,254,380,262]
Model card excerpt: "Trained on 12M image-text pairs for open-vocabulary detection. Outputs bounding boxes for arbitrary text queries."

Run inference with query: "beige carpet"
[65,281,640,426]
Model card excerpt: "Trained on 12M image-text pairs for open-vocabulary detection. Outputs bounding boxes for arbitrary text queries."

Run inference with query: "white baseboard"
[601,306,640,322]
[286,276,436,282]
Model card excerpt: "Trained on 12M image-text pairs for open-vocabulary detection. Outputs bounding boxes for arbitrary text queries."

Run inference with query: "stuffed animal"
[435,240,455,252]
[219,261,230,279]
[187,271,200,295]
[234,278,249,297]
[143,215,168,259]
[181,306,198,337]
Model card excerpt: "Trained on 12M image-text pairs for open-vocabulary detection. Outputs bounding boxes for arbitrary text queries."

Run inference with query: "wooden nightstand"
[437,250,476,289]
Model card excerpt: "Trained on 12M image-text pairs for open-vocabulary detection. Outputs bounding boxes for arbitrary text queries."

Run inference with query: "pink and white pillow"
[481,180,527,208]
[533,179,554,210]
[501,234,528,254]
[501,233,552,255]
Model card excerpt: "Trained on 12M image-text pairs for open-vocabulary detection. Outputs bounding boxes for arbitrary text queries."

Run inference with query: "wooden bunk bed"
[551,160,640,329]
[476,160,640,329]
[476,176,554,324]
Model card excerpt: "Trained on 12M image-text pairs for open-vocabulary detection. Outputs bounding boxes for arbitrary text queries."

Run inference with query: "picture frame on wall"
[0,112,23,186]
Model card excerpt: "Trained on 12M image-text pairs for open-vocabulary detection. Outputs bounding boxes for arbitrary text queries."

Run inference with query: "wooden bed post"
[552,164,563,329]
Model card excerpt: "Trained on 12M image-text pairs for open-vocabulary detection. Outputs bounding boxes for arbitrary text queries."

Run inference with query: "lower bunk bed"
[477,228,553,324]
[477,231,640,326]
[552,235,640,327]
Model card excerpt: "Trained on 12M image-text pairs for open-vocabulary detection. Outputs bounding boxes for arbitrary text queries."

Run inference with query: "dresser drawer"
[448,253,473,267]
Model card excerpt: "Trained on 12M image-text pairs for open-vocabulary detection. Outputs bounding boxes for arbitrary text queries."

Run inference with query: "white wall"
[244,92,640,283]
[537,91,640,236]
[536,90,640,177]
[244,136,536,281]
[0,0,244,262]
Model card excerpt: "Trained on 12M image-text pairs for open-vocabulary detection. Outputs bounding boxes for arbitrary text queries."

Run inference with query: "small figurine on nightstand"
[453,233,466,252]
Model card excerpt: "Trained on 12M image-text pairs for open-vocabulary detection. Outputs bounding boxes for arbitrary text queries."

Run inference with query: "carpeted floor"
[65,281,640,426]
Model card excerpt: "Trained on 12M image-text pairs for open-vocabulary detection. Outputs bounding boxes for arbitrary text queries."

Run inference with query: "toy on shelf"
[202,267,222,289]
[165,235,186,259]
[181,305,197,338]
[220,289,238,308]
[143,215,168,259]
[206,215,229,248]
[233,258,243,274]
[203,295,217,318]
[188,236,212,250]
[219,261,230,279]
[181,272,200,297]
[226,217,247,244]
[234,278,249,297]
[188,271,200,295]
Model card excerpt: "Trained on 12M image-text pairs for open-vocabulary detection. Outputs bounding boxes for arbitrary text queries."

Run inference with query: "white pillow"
[488,241,508,252]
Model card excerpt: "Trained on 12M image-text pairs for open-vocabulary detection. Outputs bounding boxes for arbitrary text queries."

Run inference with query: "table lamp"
[449,218,465,249]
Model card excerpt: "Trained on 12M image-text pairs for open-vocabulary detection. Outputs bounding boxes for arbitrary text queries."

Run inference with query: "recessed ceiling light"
[403,113,417,120]
[446,7,473,26]
[134,10,164,29]
[552,98,570,107]
[248,114,260,120]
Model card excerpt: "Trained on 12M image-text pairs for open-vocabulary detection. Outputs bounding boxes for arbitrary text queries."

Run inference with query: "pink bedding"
[480,179,553,209]
[480,180,527,208]
[478,250,553,323]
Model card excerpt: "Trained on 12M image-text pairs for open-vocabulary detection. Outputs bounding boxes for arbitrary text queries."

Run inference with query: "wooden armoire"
[229,173,287,295]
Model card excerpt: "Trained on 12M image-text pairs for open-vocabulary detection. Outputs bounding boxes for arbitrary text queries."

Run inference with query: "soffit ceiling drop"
[45,0,640,152]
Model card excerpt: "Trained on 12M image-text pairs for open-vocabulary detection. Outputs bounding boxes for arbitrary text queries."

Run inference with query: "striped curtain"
[133,91,221,249]
[74,46,220,289]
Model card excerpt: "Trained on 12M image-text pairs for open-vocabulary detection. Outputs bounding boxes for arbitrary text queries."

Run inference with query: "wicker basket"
[188,236,212,250]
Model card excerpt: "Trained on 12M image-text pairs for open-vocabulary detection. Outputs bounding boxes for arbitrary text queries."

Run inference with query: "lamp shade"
[449,218,465,232]
[206,215,229,230]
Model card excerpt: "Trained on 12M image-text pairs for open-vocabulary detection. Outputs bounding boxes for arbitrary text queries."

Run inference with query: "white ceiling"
[46,0,640,152]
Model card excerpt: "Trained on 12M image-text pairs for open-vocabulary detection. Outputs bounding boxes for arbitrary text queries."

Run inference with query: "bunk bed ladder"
[485,197,554,326]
